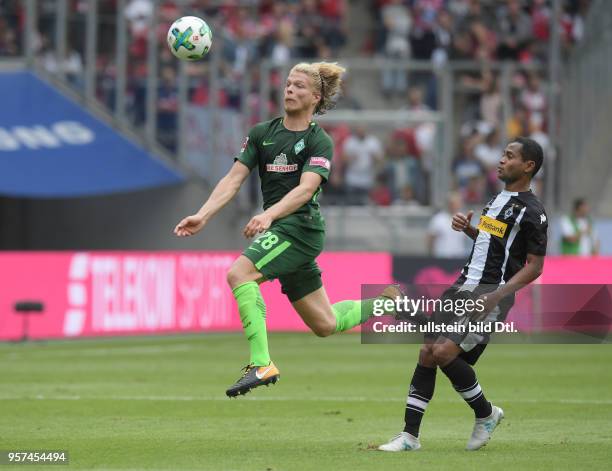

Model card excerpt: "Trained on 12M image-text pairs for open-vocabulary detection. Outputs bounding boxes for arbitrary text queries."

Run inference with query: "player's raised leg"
[225,255,280,397]
[291,284,400,337]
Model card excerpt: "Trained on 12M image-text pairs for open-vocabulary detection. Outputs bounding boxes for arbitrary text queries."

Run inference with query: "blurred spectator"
[269,21,294,67]
[474,127,502,193]
[480,70,502,127]
[449,29,474,61]
[506,105,530,138]
[125,0,152,39]
[124,0,152,60]
[520,72,546,129]
[322,123,351,204]
[0,4,20,56]
[38,35,84,88]
[529,120,551,160]
[528,119,548,197]
[157,66,179,152]
[369,173,393,206]
[334,78,363,111]
[496,0,532,61]
[407,86,430,112]
[318,0,347,53]
[342,126,384,204]
[295,0,326,58]
[400,86,436,160]
[0,27,19,56]
[447,0,471,22]
[469,20,497,61]
[431,9,454,67]
[462,174,486,204]
[410,1,439,61]
[560,198,600,256]
[385,136,425,202]
[453,137,486,203]
[393,184,421,207]
[381,0,412,99]
[427,192,469,258]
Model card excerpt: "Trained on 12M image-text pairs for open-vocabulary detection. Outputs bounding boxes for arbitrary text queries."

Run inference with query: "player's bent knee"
[431,345,456,367]
[227,257,260,289]
[311,319,336,337]
[419,345,436,368]
[226,265,252,289]
[226,267,241,288]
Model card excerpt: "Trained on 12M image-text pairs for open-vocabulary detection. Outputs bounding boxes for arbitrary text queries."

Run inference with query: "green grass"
[1,333,612,470]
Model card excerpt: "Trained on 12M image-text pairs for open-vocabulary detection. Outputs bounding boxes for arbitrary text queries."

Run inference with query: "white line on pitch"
[1,395,612,405]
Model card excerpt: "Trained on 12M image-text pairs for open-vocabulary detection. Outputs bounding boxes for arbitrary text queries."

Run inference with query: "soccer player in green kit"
[174,61,398,397]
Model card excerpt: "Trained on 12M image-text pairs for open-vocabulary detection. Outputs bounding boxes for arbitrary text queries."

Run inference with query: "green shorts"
[242,221,325,302]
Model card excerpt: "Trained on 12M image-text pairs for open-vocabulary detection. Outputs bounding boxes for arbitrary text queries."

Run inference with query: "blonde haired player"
[175,62,397,397]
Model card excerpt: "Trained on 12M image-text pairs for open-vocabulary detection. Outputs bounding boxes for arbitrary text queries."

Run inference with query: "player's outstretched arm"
[174,161,250,237]
[243,172,322,238]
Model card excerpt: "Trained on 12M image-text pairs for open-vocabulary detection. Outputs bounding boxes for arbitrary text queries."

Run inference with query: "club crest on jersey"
[478,215,508,238]
[504,207,514,219]
[266,153,298,173]
[294,139,305,154]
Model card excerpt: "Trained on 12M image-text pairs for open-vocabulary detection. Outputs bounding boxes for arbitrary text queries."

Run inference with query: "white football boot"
[378,432,421,452]
[466,405,504,450]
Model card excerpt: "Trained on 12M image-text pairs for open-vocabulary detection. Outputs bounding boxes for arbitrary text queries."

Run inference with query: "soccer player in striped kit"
[379,137,548,451]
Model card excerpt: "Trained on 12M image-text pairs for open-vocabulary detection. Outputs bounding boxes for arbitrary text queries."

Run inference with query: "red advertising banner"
[0,252,392,340]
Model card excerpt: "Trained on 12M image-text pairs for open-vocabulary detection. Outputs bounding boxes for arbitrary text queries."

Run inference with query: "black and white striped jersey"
[457,189,548,287]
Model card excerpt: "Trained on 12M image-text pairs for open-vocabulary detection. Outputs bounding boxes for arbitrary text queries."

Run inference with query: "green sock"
[232,281,270,366]
[332,297,393,333]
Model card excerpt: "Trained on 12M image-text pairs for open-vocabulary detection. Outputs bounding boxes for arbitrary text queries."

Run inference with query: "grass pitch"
[1,333,611,470]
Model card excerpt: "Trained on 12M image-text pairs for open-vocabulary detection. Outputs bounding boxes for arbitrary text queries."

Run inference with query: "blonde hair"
[290,61,346,115]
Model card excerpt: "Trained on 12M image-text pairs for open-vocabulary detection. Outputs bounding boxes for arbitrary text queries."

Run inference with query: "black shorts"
[425,285,513,360]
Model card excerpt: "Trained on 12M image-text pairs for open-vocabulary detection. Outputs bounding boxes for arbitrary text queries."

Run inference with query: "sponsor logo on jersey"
[266,153,298,173]
[540,214,547,224]
[240,136,249,153]
[309,156,330,170]
[294,139,305,154]
[478,215,508,238]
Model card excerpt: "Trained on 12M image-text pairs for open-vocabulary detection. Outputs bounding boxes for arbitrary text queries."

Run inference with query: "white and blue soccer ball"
[167,16,212,61]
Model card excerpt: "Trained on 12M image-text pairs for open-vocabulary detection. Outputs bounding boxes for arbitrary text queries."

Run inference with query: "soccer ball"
[167,16,212,61]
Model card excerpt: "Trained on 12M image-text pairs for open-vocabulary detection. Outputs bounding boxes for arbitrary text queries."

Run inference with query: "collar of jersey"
[501,189,533,196]
[281,117,315,132]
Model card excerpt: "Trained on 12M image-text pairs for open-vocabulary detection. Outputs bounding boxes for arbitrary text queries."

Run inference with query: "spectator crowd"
[0,0,591,206]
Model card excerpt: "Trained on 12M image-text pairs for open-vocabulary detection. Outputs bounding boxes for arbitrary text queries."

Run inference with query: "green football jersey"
[235,117,333,230]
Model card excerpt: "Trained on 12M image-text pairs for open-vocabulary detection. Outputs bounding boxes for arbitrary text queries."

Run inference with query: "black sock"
[403,364,436,437]
[440,357,492,419]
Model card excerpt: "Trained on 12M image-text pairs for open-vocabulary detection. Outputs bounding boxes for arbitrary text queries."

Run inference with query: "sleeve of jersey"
[234,127,259,170]
[302,133,333,183]
[522,209,548,256]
